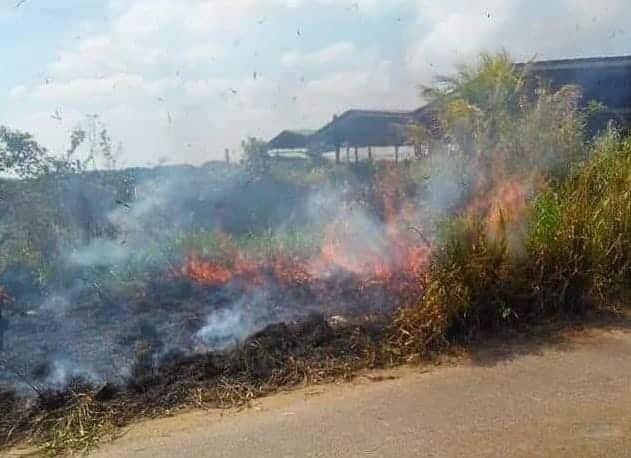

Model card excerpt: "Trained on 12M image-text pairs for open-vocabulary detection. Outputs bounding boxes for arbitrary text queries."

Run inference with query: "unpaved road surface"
[86,327,631,457]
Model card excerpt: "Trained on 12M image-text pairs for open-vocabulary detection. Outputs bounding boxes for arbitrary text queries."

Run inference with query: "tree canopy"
[0,121,117,179]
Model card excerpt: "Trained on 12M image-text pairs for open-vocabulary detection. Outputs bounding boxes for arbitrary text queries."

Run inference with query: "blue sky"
[1,0,630,166]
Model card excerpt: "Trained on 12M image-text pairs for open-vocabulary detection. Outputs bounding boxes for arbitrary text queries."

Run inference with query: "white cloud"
[5,0,408,165]
[48,1,268,81]
[282,41,358,68]
[4,0,631,167]
[405,0,631,87]
[8,85,27,99]
[302,60,403,110]
[183,78,229,98]
[11,74,180,107]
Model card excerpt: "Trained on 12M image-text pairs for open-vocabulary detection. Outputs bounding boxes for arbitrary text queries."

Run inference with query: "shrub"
[393,215,513,356]
[394,131,631,358]
[393,53,628,358]
[529,131,631,308]
[241,137,270,177]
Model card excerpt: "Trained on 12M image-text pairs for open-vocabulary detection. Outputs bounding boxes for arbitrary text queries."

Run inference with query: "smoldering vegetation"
[0,156,423,454]
[0,160,411,390]
[1,52,631,454]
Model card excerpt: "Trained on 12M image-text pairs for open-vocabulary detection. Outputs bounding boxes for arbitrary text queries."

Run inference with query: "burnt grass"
[0,272,623,454]
[0,313,393,454]
[0,274,402,454]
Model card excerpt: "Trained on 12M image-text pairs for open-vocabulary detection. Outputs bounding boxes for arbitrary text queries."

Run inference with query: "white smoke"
[195,289,275,350]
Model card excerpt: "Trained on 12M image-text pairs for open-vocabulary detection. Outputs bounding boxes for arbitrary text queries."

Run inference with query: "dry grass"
[392,53,629,360]
[393,131,631,360]
[33,394,118,455]
[1,314,395,456]
[392,215,517,358]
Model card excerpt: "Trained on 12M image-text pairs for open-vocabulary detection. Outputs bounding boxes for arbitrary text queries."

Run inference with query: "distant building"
[310,110,414,150]
[267,54,631,162]
[518,54,631,133]
[267,129,316,156]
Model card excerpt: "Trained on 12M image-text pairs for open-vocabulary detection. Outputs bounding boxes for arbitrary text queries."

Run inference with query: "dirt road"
[87,326,631,457]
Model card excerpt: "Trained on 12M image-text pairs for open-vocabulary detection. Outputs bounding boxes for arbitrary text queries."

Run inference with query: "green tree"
[99,128,118,169]
[421,51,587,183]
[0,126,51,178]
[67,127,86,160]
[241,137,270,176]
[0,125,92,178]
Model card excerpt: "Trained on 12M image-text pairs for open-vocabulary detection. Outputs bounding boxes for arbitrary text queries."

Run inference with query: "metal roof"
[309,110,417,149]
[520,54,631,126]
[517,54,631,71]
[266,54,631,151]
[267,129,316,150]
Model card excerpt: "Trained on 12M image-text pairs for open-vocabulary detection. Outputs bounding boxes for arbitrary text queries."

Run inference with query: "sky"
[1,0,630,167]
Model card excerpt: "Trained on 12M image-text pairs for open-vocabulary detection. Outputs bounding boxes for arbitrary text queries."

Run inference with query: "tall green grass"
[394,131,631,357]
[529,132,631,308]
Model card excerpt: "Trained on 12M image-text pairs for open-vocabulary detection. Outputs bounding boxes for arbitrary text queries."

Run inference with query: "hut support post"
[354,146,359,163]
[368,145,373,161]
[335,144,341,164]
[346,146,350,163]
[394,145,399,163]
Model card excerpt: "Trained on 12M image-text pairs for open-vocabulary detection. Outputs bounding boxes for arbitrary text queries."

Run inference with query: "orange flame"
[181,253,254,285]
[180,165,431,300]
[466,176,535,239]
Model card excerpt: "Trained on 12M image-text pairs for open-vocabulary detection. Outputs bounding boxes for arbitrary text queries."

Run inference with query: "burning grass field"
[1,53,631,455]
[0,166,429,454]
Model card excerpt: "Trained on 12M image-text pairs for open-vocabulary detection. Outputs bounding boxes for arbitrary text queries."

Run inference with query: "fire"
[180,165,431,297]
[180,165,431,301]
[466,174,539,239]
[316,219,388,278]
[181,241,429,293]
[308,165,430,284]
[314,220,430,282]
[485,180,531,235]
[181,253,256,285]
[180,171,532,290]
[181,251,314,287]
